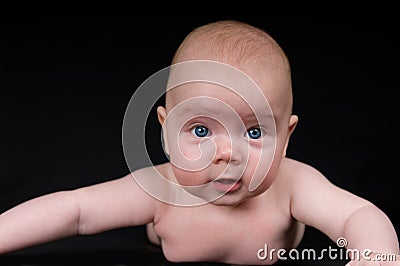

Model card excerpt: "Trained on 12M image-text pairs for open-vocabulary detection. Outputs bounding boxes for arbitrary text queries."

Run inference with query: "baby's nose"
[212,136,243,164]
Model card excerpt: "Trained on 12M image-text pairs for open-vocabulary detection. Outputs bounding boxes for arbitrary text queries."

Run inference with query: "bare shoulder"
[130,162,172,206]
[281,156,320,172]
[276,157,326,183]
[277,158,373,239]
[273,157,333,197]
[70,164,173,233]
[131,162,171,177]
[276,157,369,211]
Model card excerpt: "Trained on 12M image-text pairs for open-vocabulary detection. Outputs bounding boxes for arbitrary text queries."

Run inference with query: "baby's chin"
[193,187,254,207]
[208,186,270,207]
[209,195,248,207]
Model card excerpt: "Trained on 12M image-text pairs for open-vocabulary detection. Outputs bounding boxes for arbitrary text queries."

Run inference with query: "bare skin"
[145,159,305,265]
[1,20,399,266]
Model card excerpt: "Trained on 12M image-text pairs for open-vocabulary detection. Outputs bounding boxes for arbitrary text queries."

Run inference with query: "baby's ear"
[157,106,169,156]
[282,115,298,157]
[157,106,167,125]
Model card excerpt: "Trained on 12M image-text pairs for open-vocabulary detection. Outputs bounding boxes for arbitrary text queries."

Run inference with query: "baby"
[0,20,399,265]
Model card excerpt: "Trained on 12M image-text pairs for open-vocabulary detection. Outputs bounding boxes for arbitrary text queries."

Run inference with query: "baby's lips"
[214,178,238,184]
[212,178,242,193]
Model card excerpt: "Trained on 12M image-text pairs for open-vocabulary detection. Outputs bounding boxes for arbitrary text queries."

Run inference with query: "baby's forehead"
[166,80,284,119]
[167,82,256,105]
[164,60,291,122]
[165,82,274,123]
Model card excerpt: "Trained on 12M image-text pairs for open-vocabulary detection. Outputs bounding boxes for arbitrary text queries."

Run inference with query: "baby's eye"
[246,127,262,139]
[191,125,209,138]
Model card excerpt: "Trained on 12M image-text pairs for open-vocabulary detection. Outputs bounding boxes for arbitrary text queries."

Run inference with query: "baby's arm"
[284,159,399,261]
[0,172,156,254]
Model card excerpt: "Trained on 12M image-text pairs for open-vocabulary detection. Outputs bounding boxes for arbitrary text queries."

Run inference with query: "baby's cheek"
[247,149,263,168]
[181,146,202,161]
[178,137,202,161]
[243,149,275,187]
[242,153,260,180]
[172,166,207,187]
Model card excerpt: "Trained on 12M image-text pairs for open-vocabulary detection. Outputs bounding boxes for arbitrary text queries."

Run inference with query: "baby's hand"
[345,252,400,265]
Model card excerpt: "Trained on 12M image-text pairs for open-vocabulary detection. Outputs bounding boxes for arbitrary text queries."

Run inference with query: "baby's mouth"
[212,178,242,193]
[215,178,237,184]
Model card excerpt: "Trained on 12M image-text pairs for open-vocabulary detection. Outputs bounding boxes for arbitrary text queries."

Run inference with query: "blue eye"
[191,125,209,137]
[247,127,262,139]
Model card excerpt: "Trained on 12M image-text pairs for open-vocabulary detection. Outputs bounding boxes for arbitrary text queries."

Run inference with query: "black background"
[0,5,398,266]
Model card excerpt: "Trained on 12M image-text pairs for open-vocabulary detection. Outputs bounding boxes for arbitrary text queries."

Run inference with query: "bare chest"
[153,203,303,265]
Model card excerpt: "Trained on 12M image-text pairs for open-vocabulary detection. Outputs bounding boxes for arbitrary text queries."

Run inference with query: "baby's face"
[158,62,292,206]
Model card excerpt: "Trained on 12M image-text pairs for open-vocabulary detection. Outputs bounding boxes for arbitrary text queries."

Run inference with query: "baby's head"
[157,20,298,206]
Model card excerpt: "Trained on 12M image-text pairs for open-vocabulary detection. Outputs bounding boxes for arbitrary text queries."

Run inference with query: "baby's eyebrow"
[174,105,223,117]
[172,104,275,125]
[176,106,218,117]
[240,110,274,123]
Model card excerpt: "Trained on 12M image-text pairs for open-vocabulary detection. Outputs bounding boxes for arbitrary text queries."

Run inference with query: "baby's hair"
[167,20,293,116]
[171,20,291,73]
